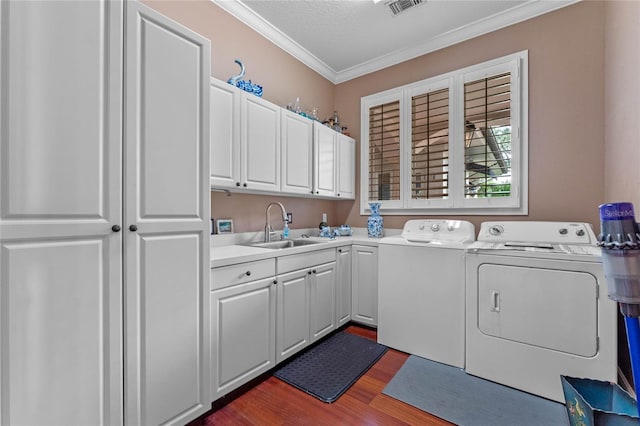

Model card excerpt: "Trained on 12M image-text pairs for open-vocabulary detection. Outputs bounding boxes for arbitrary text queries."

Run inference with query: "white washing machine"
[465,221,618,402]
[378,219,475,368]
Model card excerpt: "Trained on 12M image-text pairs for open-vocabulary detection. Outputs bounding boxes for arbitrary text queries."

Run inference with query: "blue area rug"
[273,331,387,403]
[383,355,569,426]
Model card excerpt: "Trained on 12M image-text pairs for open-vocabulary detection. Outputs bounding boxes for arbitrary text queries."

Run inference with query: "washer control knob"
[418,224,425,230]
[489,225,504,236]
[559,228,568,235]
[431,223,440,232]
[576,229,586,237]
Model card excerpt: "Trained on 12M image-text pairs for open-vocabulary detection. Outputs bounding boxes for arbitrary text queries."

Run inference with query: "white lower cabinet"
[276,249,337,363]
[210,276,276,400]
[310,262,338,342]
[336,246,352,327]
[210,243,378,401]
[351,245,379,327]
[276,268,312,363]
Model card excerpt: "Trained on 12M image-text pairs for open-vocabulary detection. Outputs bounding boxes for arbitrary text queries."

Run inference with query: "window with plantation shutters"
[360,51,527,215]
[411,88,449,200]
[464,72,512,199]
[368,100,400,201]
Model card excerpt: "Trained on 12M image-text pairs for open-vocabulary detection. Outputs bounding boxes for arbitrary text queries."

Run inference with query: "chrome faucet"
[265,202,288,242]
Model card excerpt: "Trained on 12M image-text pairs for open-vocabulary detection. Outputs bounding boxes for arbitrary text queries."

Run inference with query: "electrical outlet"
[286,212,293,224]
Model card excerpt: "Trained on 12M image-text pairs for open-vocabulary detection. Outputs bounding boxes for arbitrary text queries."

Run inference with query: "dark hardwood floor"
[192,325,452,425]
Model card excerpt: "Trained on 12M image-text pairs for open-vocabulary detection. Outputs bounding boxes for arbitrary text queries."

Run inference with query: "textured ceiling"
[217,0,579,83]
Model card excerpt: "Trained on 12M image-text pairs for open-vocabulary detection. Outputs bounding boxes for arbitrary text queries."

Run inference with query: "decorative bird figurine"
[227,59,245,86]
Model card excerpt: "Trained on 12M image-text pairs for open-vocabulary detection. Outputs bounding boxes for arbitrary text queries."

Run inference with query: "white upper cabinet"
[241,93,281,192]
[337,133,356,199]
[209,78,355,199]
[313,122,337,197]
[281,109,314,195]
[210,81,280,192]
[210,78,241,188]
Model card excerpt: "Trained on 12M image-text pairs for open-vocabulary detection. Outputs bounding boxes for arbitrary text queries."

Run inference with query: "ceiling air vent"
[386,0,424,16]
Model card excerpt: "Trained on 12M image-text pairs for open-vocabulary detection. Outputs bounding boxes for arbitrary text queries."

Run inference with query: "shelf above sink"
[244,239,324,250]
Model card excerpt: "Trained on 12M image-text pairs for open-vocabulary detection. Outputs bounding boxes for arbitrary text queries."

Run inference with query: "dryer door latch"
[490,290,501,312]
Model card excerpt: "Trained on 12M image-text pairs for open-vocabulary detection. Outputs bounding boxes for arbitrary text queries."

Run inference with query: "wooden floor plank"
[193,325,449,425]
[370,394,454,426]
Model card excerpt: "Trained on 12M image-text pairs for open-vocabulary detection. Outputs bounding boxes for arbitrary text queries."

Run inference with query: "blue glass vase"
[367,202,383,237]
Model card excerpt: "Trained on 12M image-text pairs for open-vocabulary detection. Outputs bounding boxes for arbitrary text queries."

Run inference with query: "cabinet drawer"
[211,259,276,290]
[278,249,336,274]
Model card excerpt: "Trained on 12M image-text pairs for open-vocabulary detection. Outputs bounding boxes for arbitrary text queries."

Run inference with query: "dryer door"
[477,263,598,357]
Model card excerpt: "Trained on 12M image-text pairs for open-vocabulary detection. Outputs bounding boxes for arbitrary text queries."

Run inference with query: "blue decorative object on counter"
[333,225,353,237]
[367,203,383,238]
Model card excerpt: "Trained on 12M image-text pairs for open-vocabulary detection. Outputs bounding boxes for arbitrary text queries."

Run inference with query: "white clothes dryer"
[465,221,618,402]
[378,220,475,368]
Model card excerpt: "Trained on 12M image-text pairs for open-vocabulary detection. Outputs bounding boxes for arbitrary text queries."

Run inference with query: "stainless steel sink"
[245,239,322,249]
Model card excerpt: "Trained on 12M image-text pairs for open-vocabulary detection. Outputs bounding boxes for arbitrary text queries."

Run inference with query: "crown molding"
[212,0,338,82]
[212,0,580,85]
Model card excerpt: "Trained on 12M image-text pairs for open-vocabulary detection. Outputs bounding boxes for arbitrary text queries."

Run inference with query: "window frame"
[360,50,528,216]
[404,76,453,209]
[362,90,405,210]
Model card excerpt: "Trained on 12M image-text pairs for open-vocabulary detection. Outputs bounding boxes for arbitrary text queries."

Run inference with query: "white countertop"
[210,228,396,268]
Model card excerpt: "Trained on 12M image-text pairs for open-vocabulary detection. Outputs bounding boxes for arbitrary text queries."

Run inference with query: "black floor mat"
[273,331,387,403]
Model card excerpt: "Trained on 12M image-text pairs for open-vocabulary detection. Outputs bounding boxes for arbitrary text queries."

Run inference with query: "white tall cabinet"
[0,2,211,425]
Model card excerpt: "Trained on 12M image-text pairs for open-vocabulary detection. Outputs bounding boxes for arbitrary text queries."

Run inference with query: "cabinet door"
[336,246,352,327]
[310,262,337,342]
[281,109,313,195]
[210,78,241,188]
[336,134,356,199]
[352,245,379,327]
[0,2,124,425]
[211,277,276,400]
[124,3,211,425]
[313,122,336,196]
[276,269,311,363]
[242,93,280,191]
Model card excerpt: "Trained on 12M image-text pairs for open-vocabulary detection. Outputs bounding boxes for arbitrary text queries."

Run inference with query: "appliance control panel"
[477,221,597,245]
[401,220,475,243]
